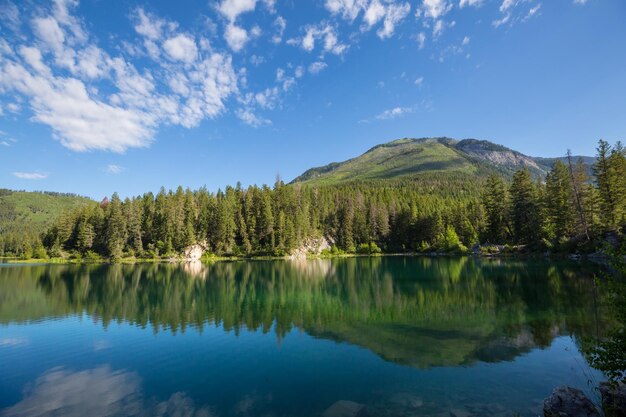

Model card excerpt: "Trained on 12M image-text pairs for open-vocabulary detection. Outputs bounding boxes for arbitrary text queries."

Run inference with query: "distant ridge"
[291,137,593,185]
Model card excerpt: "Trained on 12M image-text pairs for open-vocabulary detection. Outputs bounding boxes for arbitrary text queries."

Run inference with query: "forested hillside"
[30,139,623,261]
[0,190,91,258]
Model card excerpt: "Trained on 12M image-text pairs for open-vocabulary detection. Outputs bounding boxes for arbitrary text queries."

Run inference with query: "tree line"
[483,140,626,251]
[2,139,625,260]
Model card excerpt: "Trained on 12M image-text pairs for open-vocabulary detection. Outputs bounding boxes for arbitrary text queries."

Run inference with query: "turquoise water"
[0,257,608,416]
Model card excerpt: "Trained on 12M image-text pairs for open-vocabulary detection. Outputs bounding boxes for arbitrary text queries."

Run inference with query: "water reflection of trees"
[0,258,608,368]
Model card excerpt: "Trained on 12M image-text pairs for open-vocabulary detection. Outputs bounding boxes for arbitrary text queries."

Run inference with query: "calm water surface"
[0,257,609,417]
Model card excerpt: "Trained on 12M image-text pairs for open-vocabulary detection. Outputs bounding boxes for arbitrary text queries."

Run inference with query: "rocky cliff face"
[455,139,544,173]
[180,241,208,262]
[288,236,333,260]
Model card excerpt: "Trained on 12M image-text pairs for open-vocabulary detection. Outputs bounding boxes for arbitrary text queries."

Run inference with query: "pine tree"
[510,169,542,247]
[594,140,618,230]
[482,174,509,243]
[566,151,590,241]
[545,160,575,242]
[104,193,127,260]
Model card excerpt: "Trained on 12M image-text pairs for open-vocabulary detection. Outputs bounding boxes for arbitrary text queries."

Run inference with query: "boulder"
[288,236,333,260]
[182,242,207,262]
[388,392,423,409]
[543,386,600,417]
[449,408,473,417]
[322,400,368,417]
[600,382,626,417]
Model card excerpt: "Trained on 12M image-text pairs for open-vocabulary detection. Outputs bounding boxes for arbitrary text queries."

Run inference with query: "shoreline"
[1,250,605,266]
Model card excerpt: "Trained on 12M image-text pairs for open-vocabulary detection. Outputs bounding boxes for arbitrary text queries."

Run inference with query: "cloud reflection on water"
[1,366,213,417]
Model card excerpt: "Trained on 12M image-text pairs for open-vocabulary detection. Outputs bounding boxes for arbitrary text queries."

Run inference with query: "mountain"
[291,137,593,185]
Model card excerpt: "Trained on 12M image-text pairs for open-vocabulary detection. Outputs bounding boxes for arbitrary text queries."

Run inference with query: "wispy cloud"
[375,106,413,120]
[289,22,348,55]
[308,61,328,74]
[12,171,48,180]
[325,0,412,39]
[106,164,124,174]
[235,108,271,127]
[493,0,542,27]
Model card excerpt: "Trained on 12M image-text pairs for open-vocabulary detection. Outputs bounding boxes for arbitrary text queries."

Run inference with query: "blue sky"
[0,0,624,199]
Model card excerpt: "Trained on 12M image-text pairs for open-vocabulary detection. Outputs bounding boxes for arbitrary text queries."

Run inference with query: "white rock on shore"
[287,236,333,260]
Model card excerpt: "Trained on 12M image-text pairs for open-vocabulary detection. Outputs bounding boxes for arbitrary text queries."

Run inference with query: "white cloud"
[414,76,424,86]
[19,46,50,76]
[494,1,543,27]
[433,19,445,37]
[308,61,328,74]
[106,164,124,174]
[459,0,483,7]
[250,54,265,66]
[416,32,426,49]
[0,4,238,153]
[218,0,257,22]
[294,66,305,78]
[133,8,165,40]
[163,34,197,63]
[2,63,155,152]
[500,0,517,12]
[12,171,48,180]
[573,0,588,4]
[254,87,280,109]
[420,0,453,20]
[377,2,411,39]
[235,108,270,127]
[364,1,386,27]
[462,35,470,45]
[325,0,410,39]
[375,106,412,120]
[325,0,367,21]
[297,24,348,55]
[492,13,510,27]
[224,24,249,52]
[1,141,11,147]
[272,16,286,44]
[0,2,20,32]
[262,0,277,13]
[525,3,542,19]
[32,16,65,53]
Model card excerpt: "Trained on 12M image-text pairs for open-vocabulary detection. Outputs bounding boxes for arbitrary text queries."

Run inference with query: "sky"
[0,0,625,199]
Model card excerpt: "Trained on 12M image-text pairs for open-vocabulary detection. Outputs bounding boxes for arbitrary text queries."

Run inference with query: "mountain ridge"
[290,137,593,185]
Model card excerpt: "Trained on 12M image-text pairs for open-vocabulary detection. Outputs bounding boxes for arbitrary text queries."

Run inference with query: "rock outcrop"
[543,386,600,417]
[180,241,208,262]
[600,382,626,417]
[322,400,368,417]
[288,236,333,260]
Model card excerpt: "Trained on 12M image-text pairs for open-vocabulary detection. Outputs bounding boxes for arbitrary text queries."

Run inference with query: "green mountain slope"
[0,189,92,255]
[291,137,592,185]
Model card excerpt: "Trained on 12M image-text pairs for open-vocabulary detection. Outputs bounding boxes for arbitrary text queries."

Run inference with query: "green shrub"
[84,251,102,261]
[369,242,382,254]
[32,246,48,259]
[357,243,371,254]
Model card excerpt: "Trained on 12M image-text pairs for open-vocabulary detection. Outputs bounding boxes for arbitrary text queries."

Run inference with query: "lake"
[0,257,609,417]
